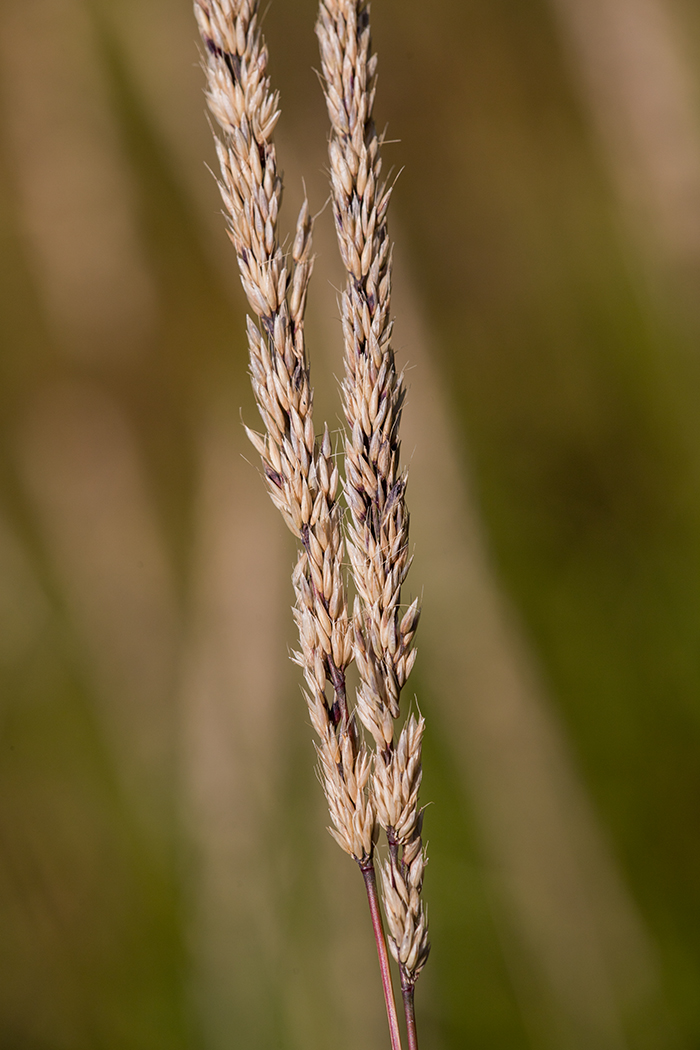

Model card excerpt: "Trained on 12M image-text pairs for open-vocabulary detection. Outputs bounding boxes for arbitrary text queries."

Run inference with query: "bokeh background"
[1,0,699,1047]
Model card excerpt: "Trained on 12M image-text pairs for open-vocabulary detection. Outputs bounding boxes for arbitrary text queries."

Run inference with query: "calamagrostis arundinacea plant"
[194,1,428,1047]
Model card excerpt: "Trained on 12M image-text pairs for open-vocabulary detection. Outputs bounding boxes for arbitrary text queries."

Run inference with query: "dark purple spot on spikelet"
[263,464,283,489]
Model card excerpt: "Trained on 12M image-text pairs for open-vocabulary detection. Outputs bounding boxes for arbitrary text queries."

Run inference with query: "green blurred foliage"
[1,0,699,1048]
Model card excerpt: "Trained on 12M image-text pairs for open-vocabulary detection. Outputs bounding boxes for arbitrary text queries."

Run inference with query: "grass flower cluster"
[193,1,429,1045]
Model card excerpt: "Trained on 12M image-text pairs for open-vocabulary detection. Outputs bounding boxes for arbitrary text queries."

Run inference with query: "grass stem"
[402,983,419,1050]
[359,858,403,1050]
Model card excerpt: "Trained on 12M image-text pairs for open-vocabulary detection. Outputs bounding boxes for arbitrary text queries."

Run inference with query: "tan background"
[0,1,699,1048]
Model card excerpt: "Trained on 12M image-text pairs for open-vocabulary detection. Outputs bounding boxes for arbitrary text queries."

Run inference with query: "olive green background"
[0,1,699,1048]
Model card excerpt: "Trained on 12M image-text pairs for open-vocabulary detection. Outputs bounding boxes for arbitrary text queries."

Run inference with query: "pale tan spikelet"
[317,721,376,861]
[195,0,374,862]
[380,834,431,984]
[316,0,429,987]
[377,719,431,986]
[373,713,424,841]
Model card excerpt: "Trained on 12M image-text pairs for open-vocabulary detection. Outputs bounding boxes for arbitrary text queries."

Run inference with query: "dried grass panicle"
[195,0,374,863]
[196,0,430,1030]
[316,0,429,986]
[316,0,418,749]
[380,824,430,984]
[378,718,431,985]
[374,713,430,986]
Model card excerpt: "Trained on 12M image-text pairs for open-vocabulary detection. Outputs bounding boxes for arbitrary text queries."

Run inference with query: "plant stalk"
[359,858,403,1050]
[402,982,419,1050]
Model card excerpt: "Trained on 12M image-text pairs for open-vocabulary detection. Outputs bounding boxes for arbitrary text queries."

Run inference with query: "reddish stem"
[359,858,403,1050]
[401,981,419,1050]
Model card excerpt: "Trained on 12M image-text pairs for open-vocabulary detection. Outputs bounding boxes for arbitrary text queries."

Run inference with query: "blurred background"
[0,0,699,1047]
